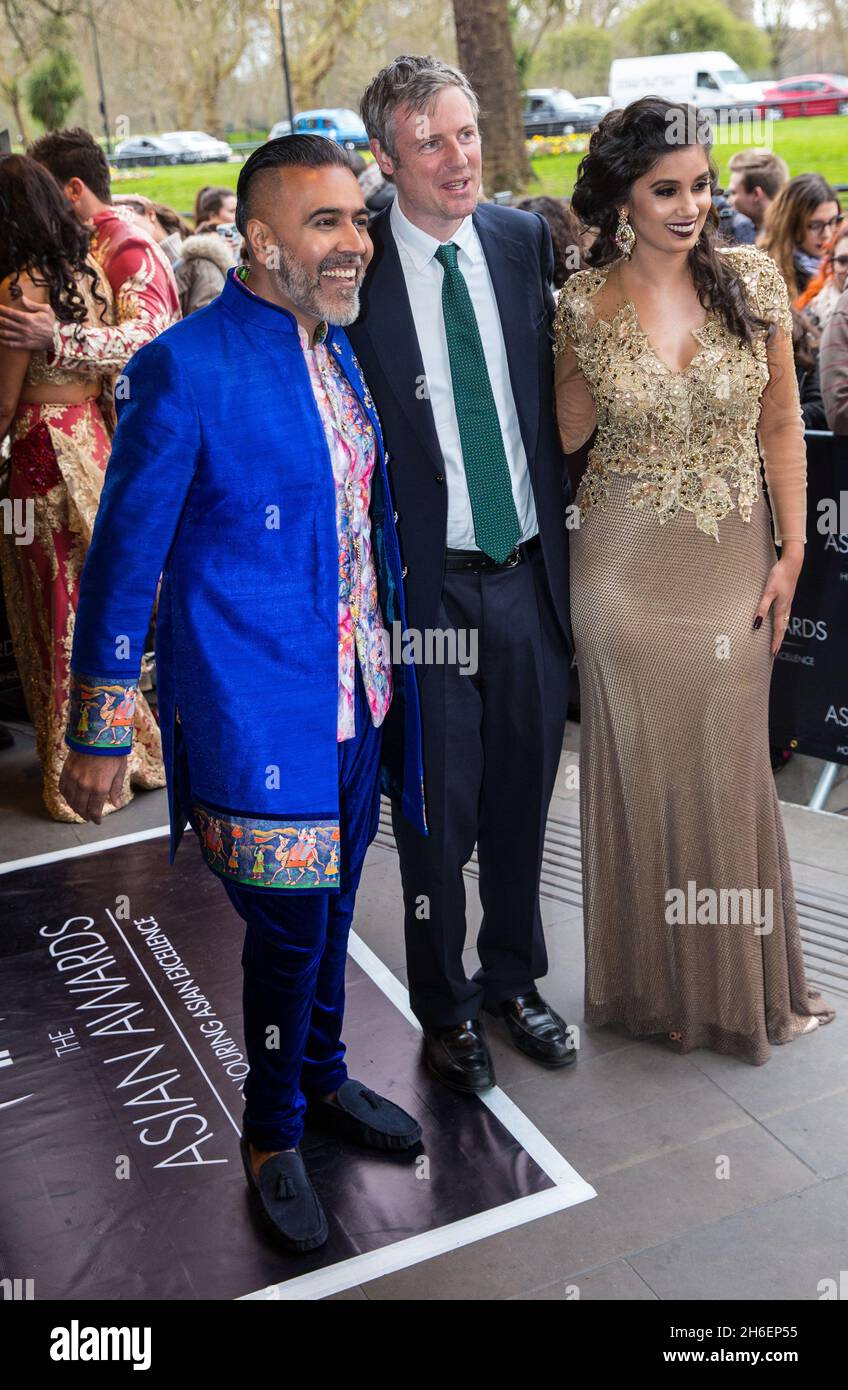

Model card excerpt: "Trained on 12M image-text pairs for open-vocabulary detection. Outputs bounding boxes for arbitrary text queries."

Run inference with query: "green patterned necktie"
[434,241,521,563]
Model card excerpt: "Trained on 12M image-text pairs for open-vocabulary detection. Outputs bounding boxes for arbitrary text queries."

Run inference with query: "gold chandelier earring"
[614,210,636,259]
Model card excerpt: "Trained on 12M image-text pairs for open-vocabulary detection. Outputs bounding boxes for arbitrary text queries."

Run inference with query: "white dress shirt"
[390,196,538,550]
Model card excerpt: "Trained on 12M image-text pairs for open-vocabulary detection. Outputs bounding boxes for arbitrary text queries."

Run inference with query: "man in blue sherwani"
[59,135,427,1253]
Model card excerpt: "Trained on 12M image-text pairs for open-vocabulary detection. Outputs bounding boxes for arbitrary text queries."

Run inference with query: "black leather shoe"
[239,1135,329,1251]
[306,1079,422,1151]
[423,1019,496,1093]
[486,990,576,1067]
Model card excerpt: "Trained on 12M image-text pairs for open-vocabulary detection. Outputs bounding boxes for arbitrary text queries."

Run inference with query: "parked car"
[112,135,183,167]
[291,109,369,149]
[572,95,612,119]
[758,74,848,119]
[160,130,232,162]
[523,88,597,136]
[268,118,293,140]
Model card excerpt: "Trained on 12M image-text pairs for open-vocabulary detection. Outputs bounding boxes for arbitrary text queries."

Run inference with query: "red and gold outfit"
[0,252,168,821]
[50,209,180,379]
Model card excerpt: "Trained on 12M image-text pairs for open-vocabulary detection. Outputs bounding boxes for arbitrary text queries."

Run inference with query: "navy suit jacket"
[347,201,572,649]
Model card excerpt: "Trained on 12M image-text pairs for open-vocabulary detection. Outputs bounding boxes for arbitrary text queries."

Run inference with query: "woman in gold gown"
[0,155,164,821]
[554,99,834,1065]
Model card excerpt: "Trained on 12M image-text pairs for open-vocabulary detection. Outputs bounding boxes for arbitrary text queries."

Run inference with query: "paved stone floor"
[2,721,846,1301]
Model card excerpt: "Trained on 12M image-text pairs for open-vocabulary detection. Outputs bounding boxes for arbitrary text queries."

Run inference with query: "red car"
[759,74,848,118]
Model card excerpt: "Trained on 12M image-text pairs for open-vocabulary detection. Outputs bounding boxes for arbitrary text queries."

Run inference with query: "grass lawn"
[111,161,241,217]
[112,114,848,218]
[529,114,848,199]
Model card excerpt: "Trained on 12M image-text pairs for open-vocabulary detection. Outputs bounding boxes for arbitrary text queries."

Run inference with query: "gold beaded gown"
[554,245,834,1065]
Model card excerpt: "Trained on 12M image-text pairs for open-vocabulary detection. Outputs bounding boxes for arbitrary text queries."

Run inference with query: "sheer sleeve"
[748,251,807,546]
[553,281,597,455]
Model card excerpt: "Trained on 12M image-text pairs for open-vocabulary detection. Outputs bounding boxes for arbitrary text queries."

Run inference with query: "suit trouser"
[393,543,570,1029]
[219,664,381,1152]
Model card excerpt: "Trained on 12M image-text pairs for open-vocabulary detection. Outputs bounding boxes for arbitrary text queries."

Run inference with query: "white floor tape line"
[239,928,596,1301]
[240,1183,591,1302]
[0,823,172,875]
[0,819,596,1301]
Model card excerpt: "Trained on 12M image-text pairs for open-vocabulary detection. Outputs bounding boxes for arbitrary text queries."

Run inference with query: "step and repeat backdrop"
[770,432,848,765]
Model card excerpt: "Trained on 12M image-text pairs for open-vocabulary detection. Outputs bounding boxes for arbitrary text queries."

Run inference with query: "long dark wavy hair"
[0,154,105,327]
[570,97,772,348]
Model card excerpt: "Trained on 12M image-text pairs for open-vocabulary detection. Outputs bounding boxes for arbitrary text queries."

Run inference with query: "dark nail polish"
[752,616,763,630]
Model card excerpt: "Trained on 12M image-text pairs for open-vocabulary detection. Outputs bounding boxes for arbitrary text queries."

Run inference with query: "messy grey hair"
[360,55,479,162]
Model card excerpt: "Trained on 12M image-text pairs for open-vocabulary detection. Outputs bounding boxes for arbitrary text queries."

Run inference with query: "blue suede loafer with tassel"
[306,1079,422,1151]
[239,1134,329,1252]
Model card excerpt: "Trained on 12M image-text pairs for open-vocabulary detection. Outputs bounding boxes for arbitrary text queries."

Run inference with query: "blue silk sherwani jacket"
[67,268,427,891]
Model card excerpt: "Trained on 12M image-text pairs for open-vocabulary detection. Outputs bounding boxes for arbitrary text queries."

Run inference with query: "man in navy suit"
[349,56,576,1091]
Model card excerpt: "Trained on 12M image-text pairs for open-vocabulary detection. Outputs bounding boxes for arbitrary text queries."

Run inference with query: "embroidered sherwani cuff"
[66,672,138,754]
[191,803,342,891]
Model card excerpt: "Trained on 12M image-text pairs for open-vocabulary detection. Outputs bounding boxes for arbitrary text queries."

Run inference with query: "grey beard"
[270,242,361,326]
[325,287,361,327]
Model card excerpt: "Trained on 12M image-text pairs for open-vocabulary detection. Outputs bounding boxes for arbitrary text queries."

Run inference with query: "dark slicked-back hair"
[235,134,355,236]
[28,126,112,203]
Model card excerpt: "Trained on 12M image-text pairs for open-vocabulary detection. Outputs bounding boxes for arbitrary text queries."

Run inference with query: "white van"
[609,52,765,110]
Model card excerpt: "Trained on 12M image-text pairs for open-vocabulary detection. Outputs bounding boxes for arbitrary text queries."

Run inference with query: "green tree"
[0,1,84,145]
[619,0,769,71]
[531,22,614,93]
[26,46,82,130]
[757,0,797,72]
[511,0,568,87]
[288,0,369,108]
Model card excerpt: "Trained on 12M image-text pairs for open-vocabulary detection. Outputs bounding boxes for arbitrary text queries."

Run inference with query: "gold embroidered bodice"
[23,257,114,387]
[553,245,806,542]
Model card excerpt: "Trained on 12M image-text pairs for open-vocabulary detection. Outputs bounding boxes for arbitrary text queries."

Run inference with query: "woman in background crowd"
[796,224,848,331]
[193,184,236,228]
[759,172,843,298]
[0,156,164,820]
[114,190,238,314]
[113,193,191,265]
[790,308,827,430]
[820,283,848,433]
[173,219,240,315]
[515,195,585,292]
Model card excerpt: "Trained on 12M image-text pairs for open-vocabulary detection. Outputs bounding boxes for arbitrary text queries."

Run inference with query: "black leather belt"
[444,533,541,572]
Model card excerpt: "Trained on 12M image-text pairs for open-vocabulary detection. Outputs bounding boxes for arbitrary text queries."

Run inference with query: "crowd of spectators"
[0,121,845,807]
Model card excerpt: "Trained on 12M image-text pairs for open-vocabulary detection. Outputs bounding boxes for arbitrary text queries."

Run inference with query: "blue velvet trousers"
[220,666,382,1151]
